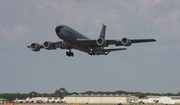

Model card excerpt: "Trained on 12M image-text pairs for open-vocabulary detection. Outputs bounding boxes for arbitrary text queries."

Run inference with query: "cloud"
[153,9,180,38]
[1,1,178,44]
[1,23,29,42]
[138,0,163,12]
[34,0,180,45]
[38,0,60,10]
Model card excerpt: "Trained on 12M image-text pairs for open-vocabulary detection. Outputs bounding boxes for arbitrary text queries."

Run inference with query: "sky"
[0,0,180,94]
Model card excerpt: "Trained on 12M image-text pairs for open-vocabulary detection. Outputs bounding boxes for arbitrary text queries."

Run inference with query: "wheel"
[66,51,74,57]
[66,51,69,56]
[71,52,74,57]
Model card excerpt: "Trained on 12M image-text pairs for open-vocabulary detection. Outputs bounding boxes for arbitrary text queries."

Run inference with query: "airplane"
[61,98,66,103]
[46,97,55,103]
[14,98,24,103]
[38,98,47,103]
[14,97,30,103]
[28,98,36,103]
[129,100,139,105]
[52,98,60,103]
[24,97,30,103]
[27,24,156,57]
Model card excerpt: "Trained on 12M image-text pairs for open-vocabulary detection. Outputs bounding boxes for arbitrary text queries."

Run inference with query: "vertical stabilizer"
[99,23,107,39]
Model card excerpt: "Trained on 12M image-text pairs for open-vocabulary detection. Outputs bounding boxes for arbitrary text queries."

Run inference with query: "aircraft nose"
[55,26,63,34]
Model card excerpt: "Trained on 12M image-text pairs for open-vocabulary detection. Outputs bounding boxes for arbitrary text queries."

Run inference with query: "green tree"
[0,93,16,100]
[54,90,61,97]
[133,92,145,98]
[70,92,79,95]
[16,92,25,99]
[178,92,180,95]
[83,91,94,95]
[28,91,38,98]
[59,87,68,97]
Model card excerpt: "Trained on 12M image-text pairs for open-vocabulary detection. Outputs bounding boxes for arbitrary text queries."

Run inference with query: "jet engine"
[43,41,55,50]
[96,38,107,46]
[30,43,41,51]
[121,38,132,46]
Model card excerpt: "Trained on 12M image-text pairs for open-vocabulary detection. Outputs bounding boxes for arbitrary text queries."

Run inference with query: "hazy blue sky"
[0,0,180,94]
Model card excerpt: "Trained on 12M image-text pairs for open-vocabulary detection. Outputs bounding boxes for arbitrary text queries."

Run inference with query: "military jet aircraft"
[27,24,156,57]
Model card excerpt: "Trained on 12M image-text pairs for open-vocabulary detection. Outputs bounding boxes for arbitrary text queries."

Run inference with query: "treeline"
[1,88,180,100]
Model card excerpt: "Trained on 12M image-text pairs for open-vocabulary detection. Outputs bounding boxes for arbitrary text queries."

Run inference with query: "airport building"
[64,94,180,104]
[139,96,180,104]
[64,94,138,104]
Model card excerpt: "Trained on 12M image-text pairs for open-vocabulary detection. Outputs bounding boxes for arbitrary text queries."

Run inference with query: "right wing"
[115,38,156,46]
[77,38,156,47]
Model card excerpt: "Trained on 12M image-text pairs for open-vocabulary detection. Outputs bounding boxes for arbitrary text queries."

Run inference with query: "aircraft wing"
[77,38,156,46]
[27,41,73,50]
[53,41,73,49]
[102,48,127,52]
[27,45,44,48]
[77,39,118,46]
[130,39,156,43]
[115,39,156,46]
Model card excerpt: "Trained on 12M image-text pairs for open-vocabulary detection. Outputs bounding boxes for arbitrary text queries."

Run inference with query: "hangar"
[64,94,138,104]
[139,96,180,104]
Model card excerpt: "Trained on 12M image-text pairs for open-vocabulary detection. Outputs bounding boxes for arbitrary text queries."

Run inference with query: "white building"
[172,96,180,104]
[64,94,138,104]
[139,96,180,104]
[149,96,175,104]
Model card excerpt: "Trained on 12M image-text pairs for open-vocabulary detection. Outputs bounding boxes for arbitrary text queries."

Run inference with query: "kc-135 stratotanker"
[27,24,156,57]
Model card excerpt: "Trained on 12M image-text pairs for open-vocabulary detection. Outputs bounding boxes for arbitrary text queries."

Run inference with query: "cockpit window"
[55,26,63,34]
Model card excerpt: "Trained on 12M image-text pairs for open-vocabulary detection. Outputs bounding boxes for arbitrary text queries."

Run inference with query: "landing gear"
[66,51,74,57]
[89,52,95,56]
[88,47,95,56]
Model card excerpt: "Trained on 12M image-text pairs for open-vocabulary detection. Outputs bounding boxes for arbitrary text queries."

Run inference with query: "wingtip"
[123,48,127,50]
[101,23,107,27]
[152,39,156,42]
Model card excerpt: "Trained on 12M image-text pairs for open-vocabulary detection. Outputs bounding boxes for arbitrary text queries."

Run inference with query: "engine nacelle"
[121,38,132,46]
[43,41,55,50]
[30,43,41,51]
[96,38,108,46]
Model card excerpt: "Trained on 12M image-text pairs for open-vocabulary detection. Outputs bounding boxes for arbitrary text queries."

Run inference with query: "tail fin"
[99,23,107,39]
[26,97,29,101]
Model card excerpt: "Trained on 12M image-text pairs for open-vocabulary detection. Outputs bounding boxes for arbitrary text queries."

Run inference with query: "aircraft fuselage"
[55,25,95,54]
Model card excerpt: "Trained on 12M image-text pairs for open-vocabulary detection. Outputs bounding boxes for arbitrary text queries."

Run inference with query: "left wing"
[102,48,127,52]
[53,41,73,49]
[98,48,127,55]
[27,41,73,51]
[77,38,156,47]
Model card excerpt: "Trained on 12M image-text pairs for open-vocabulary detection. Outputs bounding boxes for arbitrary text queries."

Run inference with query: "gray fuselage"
[55,25,92,53]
